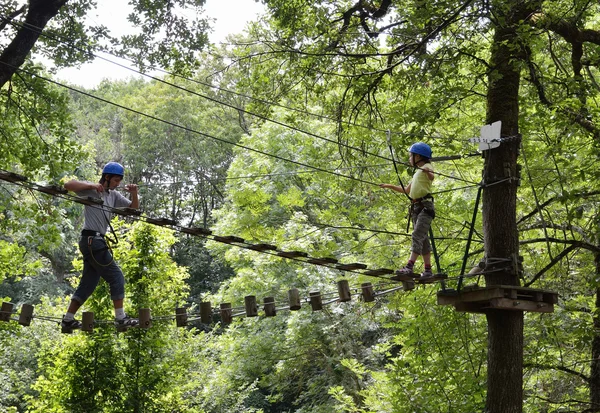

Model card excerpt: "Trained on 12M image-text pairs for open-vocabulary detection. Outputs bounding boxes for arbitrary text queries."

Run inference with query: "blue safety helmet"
[408,142,432,159]
[102,162,125,176]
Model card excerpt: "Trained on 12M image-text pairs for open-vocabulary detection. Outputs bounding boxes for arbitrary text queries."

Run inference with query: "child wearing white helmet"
[379,142,435,280]
[60,162,140,333]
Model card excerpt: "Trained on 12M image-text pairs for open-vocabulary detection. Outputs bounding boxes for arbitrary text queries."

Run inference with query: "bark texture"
[0,0,67,87]
[483,1,542,412]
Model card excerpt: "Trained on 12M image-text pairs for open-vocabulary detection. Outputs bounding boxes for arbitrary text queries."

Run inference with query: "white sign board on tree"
[468,121,502,151]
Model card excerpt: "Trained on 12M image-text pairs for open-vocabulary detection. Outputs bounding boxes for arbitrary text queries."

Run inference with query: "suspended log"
[146,217,177,226]
[113,207,142,217]
[139,308,152,329]
[220,303,232,324]
[288,289,301,310]
[0,171,27,183]
[337,279,351,302]
[0,302,14,322]
[309,291,323,311]
[362,268,394,276]
[200,302,212,324]
[247,243,278,252]
[307,257,338,265]
[180,227,212,236]
[175,307,188,327]
[36,184,68,195]
[245,296,258,317]
[361,283,375,302]
[79,196,103,206]
[277,250,308,259]
[213,235,245,244]
[264,297,276,317]
[336,263,367,271]
[402,280,415,291]
[82,312,95,332]
[18,304,34,326]
[416,273,448,284]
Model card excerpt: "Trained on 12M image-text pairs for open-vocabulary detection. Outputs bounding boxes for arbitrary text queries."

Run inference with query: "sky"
[55,0,265,88]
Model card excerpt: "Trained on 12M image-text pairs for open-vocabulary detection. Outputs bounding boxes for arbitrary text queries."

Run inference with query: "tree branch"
[523,243,579,287]
[0,0,67,87]
[518,190,600,224]
[0,4,26,33]
[524,362,589,384]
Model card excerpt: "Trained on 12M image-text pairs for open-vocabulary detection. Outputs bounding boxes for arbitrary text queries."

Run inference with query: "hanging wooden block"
[337,279,352,302]
[220,303,232,324]
[36,184,68,195]
[307,256,338,265]
[181,227,213,236]
[0,171,27,183]
[18,304,34,326]
[336,263,367,271]
[213,235,245,244]
[139,308,152,329]
[200,302,212,324]
[362,268,394,276]
[309,291,323,311]
[175,307,188,327]
[247,243,278,252]
[245,296,258,317]
[416,273,448,284]
[82,311,94,332]
[402,280,415,291]
[113,207,142,217]
[277,250,308,259]
[361,283,375,302]
[79,196,103,206]
[1,302,14,322]
[289,288,301,310]
[264,297,276,317]
[146,217,177,226]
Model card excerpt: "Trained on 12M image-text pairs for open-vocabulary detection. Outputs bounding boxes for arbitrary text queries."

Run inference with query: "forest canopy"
[1,1,600,412]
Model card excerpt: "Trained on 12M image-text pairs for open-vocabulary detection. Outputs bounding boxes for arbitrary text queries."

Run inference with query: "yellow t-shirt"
[409,163,433,199]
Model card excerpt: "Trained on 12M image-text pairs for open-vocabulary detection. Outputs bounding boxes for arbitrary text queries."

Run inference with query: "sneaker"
[391,266,415,281]
[61,317,82,334]
[420,268,434,280]
[115,315,138,331]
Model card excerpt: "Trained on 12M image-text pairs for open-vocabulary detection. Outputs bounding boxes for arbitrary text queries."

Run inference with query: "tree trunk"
[483,1,541,412]
[0,0,67,87]
[591,253,600,411]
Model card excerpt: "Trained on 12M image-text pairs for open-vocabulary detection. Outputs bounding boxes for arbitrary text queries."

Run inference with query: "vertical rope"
[458,185,483,291]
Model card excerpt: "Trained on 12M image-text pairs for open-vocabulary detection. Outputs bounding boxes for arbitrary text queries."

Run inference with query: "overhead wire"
[0,169,480,285]
[3,13,481,187]
[1,61,385,188]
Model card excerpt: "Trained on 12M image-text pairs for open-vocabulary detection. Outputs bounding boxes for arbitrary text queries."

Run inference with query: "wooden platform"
[437,285,558,313]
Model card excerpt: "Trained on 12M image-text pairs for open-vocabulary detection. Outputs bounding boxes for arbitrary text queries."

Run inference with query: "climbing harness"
[85,232,115,267]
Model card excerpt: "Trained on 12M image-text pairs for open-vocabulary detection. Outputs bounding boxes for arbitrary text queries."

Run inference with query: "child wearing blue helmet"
[379,142,435,280]
[60,162,140,332]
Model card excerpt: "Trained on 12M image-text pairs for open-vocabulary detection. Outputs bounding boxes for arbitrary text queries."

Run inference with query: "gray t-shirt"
[76,189,132,235]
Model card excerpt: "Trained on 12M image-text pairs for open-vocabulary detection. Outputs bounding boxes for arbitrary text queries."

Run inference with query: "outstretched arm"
[379,183,411,194]
[64,179,103,193]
